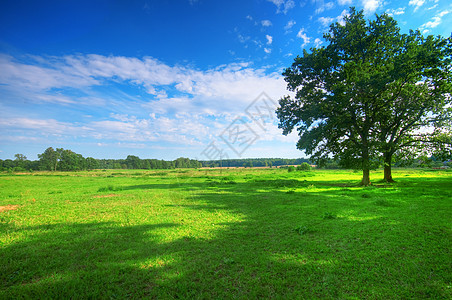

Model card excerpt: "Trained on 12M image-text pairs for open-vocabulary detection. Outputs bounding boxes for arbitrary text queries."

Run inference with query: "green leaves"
[276,7,452,183]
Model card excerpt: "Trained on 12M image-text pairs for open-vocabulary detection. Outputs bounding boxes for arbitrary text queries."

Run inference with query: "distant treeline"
[0,147,312,172]
[97,156,201,170]
[0,148,310,172]
[199,158,310,168]
[0,147,201,172]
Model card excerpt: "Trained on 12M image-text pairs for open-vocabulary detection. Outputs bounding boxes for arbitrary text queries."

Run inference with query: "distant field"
[1,168,451,298]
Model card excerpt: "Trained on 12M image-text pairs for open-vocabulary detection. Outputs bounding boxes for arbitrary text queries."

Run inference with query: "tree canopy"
[276,7,452,185]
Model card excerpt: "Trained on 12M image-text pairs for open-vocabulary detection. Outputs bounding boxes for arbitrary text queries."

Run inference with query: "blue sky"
[1,0,451,161]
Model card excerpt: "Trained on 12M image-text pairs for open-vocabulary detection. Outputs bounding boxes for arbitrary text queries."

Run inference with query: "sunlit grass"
[0,168,451,298]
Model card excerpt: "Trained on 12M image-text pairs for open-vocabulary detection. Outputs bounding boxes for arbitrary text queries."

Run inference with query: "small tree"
[243,161,253,168]
[297,162,311,171]
[86,157,100,170]
[14,153,27,161]
[14,154,27,169]
[38,147,59,171]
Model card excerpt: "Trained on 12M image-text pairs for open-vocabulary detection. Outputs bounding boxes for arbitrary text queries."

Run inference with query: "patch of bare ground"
[93,194,120,198]
[0,205,20,212]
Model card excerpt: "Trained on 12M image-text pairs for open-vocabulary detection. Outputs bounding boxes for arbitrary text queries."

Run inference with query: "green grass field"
[1,168,451,299]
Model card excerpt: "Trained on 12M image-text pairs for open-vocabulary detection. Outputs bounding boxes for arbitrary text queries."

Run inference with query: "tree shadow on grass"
[1,222,182,298]
[1,175,451,298]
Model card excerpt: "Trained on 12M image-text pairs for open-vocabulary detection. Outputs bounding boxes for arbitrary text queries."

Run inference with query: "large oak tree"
[276,8,451,185]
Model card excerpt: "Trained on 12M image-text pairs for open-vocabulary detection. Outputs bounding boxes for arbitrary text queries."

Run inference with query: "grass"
[0,168,451,298]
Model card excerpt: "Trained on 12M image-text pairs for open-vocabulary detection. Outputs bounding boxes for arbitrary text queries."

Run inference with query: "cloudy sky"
[1,0,451,160]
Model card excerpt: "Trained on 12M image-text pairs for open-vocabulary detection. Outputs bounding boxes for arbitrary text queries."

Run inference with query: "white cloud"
[267,0,295,14]
[315,1,335,14]
[314,38,323,47]
[0,54,97,91]
[0,117,85,137]
[283,0,296,13]
[266,35,273,45]
[437,9,449,17]
[362,0,381,15]
[409,0,425,12]
[336,9,349,26]
[318,16,335,27]
[237,33,251,43]
[0,114,205,146]
[261,20,273,27]
[338,0,353,5]
[419,9,450,33]
[0,53,291,151]
[264,48,272,54]
[284,20,296,31]
[386,7,405,16]
[92,114,209,145]
[60,54,180,91]
[318,9,348,28]
[267,0,284,6]
[297,28,311,48]
[0,54,281,111]
[326,2,335,9]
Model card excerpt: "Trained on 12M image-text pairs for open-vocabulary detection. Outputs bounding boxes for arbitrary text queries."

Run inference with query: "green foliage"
[58,149,86,171]
[37,147,59,171]
[222,257,235,265]
[3,152,316,172]
[174,157,202,168]
[97,185,123,192]
[243,161,253,168]
[200,158,310,168]
[322,212,337,220]
[4,148,203,172]
[13,154,27,170]
[276,7,452,185]
[294,225,311,235]
[297,162,311,171]
[287,166,295,172]
[374,198,394,207]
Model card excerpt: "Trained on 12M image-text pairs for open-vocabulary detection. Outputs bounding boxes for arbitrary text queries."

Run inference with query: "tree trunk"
[361,145,371,186]
[361,167,371,186]
[383,152,395,183]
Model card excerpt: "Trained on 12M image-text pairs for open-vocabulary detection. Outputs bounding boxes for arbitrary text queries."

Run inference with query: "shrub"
[98,185,123,192]
[297,163,311,171]
[294,225,311,235]
[375,198,393,207]
[13,167,27,172]
[322,212,337,219]
[288,166,295,172]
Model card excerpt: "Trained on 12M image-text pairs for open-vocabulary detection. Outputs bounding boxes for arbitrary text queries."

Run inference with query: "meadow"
[0,168,451,299]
